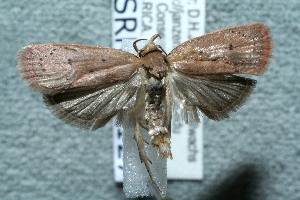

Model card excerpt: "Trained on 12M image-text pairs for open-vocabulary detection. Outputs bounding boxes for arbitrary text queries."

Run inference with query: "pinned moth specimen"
[18,24,272,198]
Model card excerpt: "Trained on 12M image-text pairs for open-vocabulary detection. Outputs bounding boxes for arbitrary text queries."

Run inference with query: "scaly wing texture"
[18,44,141,94]
[166,72,256,123]
[43,74,145,130]
[167,24,272,75]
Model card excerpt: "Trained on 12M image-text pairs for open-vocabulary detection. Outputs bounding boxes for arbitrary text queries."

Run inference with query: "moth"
[18,24,272,198]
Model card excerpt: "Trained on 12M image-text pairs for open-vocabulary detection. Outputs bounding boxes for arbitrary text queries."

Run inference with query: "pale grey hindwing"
[166,71,256,123]
[43,74,145,130]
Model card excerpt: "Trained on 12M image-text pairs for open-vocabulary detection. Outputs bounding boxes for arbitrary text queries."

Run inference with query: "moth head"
[133,34,166,57]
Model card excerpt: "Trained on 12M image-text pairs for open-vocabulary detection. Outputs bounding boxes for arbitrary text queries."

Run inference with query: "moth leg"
[138,118,149,131]
[137,119,150,145]
[134,122,152,164]
[165,86,172,142]
[133,132,149,146]
[134,121,166,198]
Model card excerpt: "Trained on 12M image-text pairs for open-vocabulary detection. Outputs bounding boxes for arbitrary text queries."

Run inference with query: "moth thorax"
[142,51,169,79]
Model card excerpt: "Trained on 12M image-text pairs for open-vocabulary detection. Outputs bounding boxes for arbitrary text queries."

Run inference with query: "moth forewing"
[167,23,272,76]
[18,43,141,95]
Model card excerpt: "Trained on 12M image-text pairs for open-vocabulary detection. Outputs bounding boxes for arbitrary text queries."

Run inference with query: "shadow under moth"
[18,24,272,198]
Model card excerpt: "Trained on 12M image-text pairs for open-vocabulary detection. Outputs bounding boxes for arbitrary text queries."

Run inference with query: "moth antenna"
[133,38,147,53]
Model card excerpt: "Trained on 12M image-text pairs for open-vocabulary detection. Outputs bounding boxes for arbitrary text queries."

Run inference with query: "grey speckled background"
[0,0,299,200]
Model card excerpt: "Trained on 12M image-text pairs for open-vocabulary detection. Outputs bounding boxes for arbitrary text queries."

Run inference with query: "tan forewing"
[168,24,272,75]
[18,44,141,94]
[167,72,256,122]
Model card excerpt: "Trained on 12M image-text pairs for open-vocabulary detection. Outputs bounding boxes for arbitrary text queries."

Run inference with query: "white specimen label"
[112,0,205,182]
